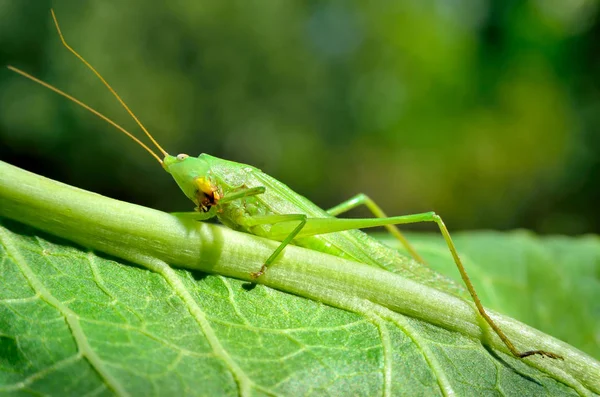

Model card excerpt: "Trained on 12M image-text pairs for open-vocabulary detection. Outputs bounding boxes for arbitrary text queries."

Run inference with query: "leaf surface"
[388,231,600,361]
[1,219,597,396]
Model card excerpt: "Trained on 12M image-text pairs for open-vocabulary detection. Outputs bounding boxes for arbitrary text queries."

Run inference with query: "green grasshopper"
[7,9,562,361]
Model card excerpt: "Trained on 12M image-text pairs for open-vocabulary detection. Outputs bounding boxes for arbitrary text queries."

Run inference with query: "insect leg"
[327,193,426,264]
[239,214,307,278]
[275,212,562,360]
[409,213,562,360]
[219,187,266,204]
[179,187,265,215]
[171,209,217,221]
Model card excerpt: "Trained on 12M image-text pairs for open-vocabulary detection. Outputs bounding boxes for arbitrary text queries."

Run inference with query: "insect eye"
[176,153,189,161]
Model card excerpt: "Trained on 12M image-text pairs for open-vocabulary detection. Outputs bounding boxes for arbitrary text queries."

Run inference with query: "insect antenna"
[7,65,163,164]
[49,9,169,159]
[48,9,169,159]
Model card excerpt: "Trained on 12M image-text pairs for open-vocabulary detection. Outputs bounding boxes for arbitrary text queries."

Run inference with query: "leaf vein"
[0,228,130,397]
[131,255,256,396]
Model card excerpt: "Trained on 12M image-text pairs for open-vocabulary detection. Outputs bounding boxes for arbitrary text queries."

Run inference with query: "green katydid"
[7,9,562,361]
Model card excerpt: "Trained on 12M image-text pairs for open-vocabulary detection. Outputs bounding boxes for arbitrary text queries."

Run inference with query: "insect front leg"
[218,186,266,204]
[171,208,218,222]
[327,193,426,265]
[175,187,266,219]
[238,214,307,278]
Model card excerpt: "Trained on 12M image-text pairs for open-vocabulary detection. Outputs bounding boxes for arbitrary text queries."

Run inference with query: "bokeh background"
[0,0,599,235]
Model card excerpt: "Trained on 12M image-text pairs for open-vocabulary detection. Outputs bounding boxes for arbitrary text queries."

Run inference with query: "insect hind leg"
[412,212,562,360]
[327,193,426,265]
[293,210,562,360]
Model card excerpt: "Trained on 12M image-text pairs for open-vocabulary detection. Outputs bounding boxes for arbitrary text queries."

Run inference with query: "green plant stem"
[0,160,598,394]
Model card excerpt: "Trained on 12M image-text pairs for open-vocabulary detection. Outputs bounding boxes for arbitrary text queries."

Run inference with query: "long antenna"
[7,65,163,164]
[50,8,169,158]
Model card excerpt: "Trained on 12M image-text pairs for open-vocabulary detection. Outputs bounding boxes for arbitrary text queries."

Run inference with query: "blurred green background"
[1,0,599,235]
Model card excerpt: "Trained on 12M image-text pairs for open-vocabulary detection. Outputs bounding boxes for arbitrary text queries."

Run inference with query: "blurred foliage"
[0,0,599,234]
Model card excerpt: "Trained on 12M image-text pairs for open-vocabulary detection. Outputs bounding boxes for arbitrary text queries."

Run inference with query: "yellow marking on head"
[194,177,215,196]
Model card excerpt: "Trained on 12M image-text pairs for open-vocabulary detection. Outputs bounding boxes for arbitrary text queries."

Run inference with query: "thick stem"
[0,160,598,394]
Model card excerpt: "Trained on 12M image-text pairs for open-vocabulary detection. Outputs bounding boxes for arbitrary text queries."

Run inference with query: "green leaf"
[0,219,594,396]
[1,161,599,396]
[385,232,600,362]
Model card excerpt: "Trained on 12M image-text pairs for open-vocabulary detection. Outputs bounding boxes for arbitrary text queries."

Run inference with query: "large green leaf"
[1,161,599,396]
[0,219,598,396]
